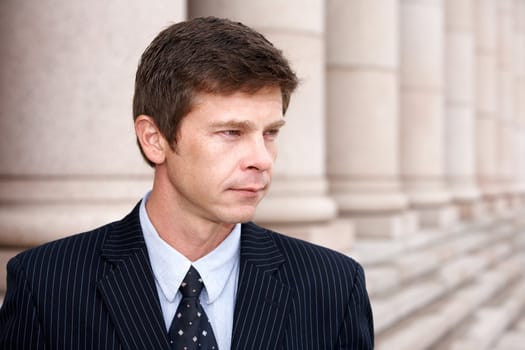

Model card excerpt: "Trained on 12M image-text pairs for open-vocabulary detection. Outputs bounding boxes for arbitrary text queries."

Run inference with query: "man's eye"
[264,129,280,138]
[222,130,241,137]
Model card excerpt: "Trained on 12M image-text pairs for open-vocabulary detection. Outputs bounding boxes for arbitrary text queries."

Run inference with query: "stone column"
[495,0,517,212]
[0,0,186,295]
[399,0,456,227]
[514,0,525,202]
[475,0,500,208]
[444,0,482,219]
[326,0,412,238]
[188,1,345,250]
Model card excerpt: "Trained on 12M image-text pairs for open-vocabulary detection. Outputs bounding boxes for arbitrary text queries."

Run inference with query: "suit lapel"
[97,203,170,350]
[232,223,293,350]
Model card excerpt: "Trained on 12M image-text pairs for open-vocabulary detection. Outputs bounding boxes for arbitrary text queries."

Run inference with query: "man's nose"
[241,136,274,171]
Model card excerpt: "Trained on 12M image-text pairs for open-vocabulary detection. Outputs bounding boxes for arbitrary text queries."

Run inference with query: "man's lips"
[229,186,266,192]
[228,185,268,194]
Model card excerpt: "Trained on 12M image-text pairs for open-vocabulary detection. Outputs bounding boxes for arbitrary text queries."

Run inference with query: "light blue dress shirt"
[139,193,240,350]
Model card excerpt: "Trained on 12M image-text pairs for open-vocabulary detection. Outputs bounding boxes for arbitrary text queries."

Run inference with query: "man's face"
[162,86,284,225]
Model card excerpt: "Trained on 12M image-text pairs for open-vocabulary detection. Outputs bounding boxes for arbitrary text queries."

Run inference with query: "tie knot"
[180,266,203,298]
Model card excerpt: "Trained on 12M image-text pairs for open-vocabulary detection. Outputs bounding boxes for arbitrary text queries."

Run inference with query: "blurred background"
[1,0,525,349]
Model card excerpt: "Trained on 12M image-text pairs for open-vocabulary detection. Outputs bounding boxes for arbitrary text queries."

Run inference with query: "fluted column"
[0,1,186,297]
[399,0,456,227]
[495,0,517,212]
[0,1,186,248]
[326,0,411,238]
[475,0,500,207]
[188,1,345,249]
[444,0,482,219]
[514,0,525,200]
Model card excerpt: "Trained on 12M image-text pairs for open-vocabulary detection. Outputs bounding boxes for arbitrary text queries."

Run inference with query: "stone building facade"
[1,0,524,348]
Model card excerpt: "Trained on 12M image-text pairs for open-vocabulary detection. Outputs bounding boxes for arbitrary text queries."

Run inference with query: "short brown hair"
[133,16,298,166]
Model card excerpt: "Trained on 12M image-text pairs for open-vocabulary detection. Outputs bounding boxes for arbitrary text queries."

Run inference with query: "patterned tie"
[168,266,219,350]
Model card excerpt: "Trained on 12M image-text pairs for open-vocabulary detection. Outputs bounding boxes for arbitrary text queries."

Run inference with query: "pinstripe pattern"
[0,203,373,349]
[234,223,374,350]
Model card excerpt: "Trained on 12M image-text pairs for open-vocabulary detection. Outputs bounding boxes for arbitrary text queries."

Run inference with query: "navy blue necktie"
[168,266,219,350]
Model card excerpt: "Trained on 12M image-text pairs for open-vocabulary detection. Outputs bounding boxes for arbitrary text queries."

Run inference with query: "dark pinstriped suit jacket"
[0,202,374,349]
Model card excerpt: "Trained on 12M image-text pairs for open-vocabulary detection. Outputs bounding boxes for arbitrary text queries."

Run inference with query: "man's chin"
[221,206,257,224]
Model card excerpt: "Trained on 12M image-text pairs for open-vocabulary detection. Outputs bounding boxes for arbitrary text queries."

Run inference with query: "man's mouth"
[228,185,267,195]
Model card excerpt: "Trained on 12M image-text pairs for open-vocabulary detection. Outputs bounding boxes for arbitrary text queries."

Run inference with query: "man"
[0,17,374,349]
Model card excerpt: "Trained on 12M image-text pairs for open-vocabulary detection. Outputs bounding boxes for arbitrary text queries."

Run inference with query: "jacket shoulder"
[9,222,112,278]
[245,222,364,279]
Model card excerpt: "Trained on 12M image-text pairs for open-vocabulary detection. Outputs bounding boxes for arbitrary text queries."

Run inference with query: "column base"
[0,176,151,247]
[455,200,488,221]
[0,202,137,247]
[329,179,412,239]
[351,211,419,239]
[508,194,525,211]
[330,178,408,213]
[491,196,511,216]
[417,205,458,229]
[517,195,525,208]
[254,195,337,223]
[263,218,355,253]
[255,177,338,223]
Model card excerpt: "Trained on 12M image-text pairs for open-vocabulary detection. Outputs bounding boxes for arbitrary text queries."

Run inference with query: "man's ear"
[134,115,167,165]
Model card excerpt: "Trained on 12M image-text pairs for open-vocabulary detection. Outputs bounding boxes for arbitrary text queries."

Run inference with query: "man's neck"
[145,189,234,261]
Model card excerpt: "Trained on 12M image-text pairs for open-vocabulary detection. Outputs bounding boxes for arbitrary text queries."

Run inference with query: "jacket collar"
[97,202,171,349]
[231,222,293,350]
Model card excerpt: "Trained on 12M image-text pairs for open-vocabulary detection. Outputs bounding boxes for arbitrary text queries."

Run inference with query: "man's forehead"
[193,85,282,101]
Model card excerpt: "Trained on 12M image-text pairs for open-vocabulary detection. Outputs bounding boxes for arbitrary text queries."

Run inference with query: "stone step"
[371,215,510,263]
[371,249,508,332]
[447,278,525,350]
[493,332,525,350]
[351,225,472,266]
[494,309,525,350]
[374,253,525,350]
[373,279,446,333]
[366,226,521,298]
[516,312,525,332]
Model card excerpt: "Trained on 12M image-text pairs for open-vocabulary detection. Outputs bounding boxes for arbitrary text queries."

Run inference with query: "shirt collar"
[139,192,240,305]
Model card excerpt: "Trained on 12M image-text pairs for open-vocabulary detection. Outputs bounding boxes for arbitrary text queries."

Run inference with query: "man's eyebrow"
[266,119,286,129]
[209,119,286,130]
